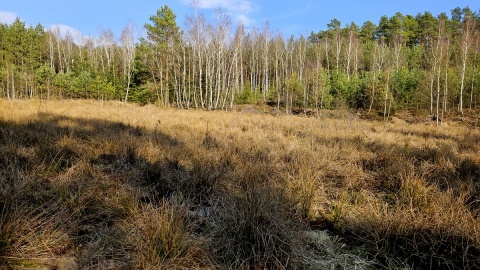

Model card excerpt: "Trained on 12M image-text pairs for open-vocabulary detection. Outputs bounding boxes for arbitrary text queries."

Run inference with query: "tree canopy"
[0,5,479,117]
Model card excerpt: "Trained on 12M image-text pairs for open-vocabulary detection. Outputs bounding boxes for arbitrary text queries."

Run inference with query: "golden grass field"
[0,99,479,269]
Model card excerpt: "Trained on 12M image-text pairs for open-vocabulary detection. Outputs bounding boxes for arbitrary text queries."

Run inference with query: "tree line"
[0,5,479,117]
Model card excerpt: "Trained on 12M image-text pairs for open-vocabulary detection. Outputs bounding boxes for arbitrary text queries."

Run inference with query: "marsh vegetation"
[0,99,479,269]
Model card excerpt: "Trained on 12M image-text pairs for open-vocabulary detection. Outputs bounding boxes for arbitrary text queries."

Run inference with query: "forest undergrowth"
[0,99,479,269]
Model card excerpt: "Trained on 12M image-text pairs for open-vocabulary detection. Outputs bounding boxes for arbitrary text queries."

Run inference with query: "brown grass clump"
[210,164,304,269]
[0,99,479,269]
[123,196,211,269]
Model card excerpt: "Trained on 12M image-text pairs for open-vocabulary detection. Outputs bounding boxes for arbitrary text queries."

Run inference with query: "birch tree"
[459,8,474,114]
[121,24,135,104]
[328,19,342,73]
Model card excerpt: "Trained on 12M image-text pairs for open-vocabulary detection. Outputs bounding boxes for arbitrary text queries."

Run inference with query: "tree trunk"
[383,72,390,120]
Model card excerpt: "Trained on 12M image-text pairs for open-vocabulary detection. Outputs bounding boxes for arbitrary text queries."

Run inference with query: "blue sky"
[1,1,478,40]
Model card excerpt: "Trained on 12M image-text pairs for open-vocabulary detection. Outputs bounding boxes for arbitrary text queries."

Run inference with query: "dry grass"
[0,99,479,269]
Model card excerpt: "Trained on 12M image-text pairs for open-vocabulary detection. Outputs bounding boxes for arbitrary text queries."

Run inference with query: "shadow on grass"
[1,111,480,269]
[0,112,305,268]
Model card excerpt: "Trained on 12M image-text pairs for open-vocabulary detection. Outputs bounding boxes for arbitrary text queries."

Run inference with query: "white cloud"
[235,14,255,26]
[197,0,254,14]
[48,24,96,45]
[0,11,18,25]
[182,0,256,26]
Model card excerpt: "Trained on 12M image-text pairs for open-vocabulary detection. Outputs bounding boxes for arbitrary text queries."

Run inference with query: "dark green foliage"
[392,68,422,109]
[360,20,376,43]
[235,87,256,104]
